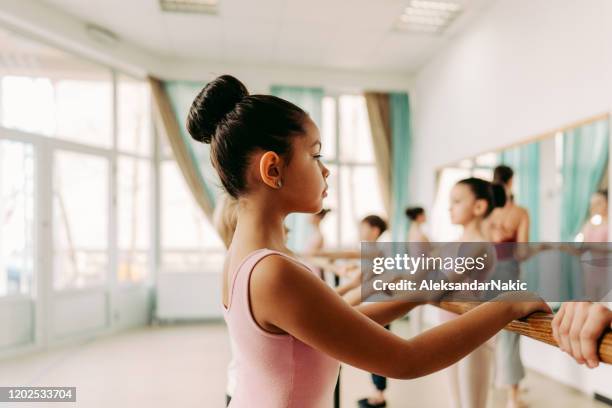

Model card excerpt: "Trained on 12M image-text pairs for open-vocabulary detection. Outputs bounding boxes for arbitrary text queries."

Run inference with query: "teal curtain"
[498,142,541,242]
[560,119,609,241]
[163,80,219,207]
[390,93,411,241]
[559,119,609,299]
[270,85,324,252]
[498,143,541,293]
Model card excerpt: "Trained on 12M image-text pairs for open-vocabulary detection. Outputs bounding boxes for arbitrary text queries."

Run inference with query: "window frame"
[321,93,381,249]
[0,26,157,295]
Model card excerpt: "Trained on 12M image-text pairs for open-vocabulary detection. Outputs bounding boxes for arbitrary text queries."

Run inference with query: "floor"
[0,321,608,408]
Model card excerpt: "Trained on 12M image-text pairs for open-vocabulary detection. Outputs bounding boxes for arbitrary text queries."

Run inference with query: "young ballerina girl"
[442,177,506,408]
[406,206,430,243]
[187,75,550,408]
[488,165,530,408]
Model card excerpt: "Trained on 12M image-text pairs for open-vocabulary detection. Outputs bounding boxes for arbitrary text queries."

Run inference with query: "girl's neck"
[233,199,288,251]
[460,218,484,241]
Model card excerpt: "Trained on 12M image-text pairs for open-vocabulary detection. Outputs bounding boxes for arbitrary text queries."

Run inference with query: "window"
[117,157,151,283]
[0,26,154,294]
[156,81,224,273]
[117,75,152,155]
[339,165,385,245]
[338,95,376,163]
[320,95,385,248]
[0,140,34,296]
[116,74,153,283]
[0,27,113,147]
[160,160,224,272]
[53,150,109,290]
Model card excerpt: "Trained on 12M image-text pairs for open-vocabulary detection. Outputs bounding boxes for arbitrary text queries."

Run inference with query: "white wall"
[410,0,612,207]
[411,0,612,398]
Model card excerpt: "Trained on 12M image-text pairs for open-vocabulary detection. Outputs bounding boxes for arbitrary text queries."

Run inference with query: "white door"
[47,143,113,342]
[0,134,37,352]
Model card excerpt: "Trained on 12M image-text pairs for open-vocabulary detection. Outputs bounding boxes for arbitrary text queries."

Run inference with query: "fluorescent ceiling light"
[412,0,461,11]
[400,14,446,26]
[396,0,462,34]
[85,24,120,46]
[160,0,219,14]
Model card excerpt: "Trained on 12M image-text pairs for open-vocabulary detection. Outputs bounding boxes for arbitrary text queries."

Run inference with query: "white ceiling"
[36,0,490,74]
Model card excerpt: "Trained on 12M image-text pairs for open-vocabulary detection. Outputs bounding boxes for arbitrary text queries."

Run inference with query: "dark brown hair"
[361,215,388,237]
[457,177,506,217]
[187,75,308,198]
[405,206,425,221]
[493,165,514,185]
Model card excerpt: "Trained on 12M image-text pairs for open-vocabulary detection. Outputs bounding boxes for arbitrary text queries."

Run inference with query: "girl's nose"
[322,163,330,178]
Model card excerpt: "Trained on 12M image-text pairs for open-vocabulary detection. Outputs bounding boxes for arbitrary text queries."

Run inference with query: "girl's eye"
[314,154,323,160]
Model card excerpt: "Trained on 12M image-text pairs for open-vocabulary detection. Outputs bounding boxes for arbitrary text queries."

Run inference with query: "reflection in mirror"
[433,114,611,305]
[433,115,610,245]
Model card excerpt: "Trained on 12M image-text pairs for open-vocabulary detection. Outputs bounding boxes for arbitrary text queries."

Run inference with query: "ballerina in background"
[406,206,430,243]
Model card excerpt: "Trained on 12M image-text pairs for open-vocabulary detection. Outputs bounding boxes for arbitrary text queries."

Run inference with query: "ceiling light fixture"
[159,0,219,14]
[396,0,462,34]
[85,24,120,46]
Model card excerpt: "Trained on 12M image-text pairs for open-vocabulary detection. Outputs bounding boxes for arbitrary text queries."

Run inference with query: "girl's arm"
[340,283,422,323]
[354,301,420,326]
[342,286,362,306]
[250,255,548,379]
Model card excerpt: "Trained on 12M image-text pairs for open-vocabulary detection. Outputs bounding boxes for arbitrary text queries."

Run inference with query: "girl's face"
[281,117,329,214]
[449,183,486,225]
[359,222,380,242]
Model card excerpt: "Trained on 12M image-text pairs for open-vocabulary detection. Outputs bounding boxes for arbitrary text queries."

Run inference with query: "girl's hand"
[551,302,612,368]
[493,291,552,319]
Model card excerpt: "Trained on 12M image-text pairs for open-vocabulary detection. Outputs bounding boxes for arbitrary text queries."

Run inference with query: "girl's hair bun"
[405,206,425,221]
[186,75,249,144]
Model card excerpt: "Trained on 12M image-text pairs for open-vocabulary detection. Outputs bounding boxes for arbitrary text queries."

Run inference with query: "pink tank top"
[223,248,340,407]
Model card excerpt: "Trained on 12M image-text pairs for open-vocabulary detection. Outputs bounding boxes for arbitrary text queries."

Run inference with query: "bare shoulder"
[250,254,317,293]
[249,252,340,334]
[247,254,324,333]
[489,207,503,220]
[517,206,529,219]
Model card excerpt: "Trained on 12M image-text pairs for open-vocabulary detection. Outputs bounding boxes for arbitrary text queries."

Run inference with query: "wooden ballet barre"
[435,301,612,365]
[305,249,361,261]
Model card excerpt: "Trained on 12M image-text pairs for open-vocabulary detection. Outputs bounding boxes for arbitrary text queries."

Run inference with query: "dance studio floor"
[0,321,606,408]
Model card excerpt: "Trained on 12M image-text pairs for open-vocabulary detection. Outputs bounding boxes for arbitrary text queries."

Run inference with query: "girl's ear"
[473,198,487,217]
[259,151,283,189]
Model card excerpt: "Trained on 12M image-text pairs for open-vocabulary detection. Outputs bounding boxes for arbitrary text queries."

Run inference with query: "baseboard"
[595,393,612,406]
